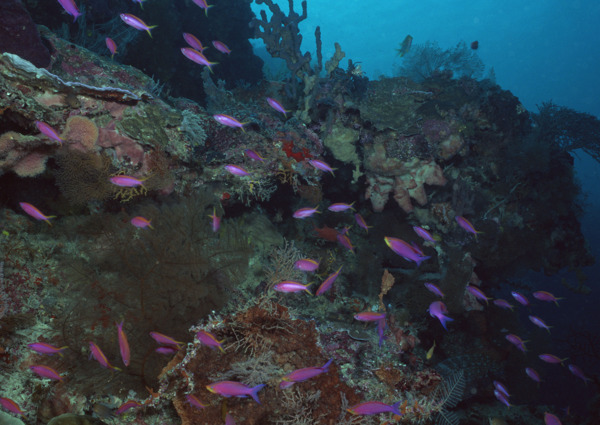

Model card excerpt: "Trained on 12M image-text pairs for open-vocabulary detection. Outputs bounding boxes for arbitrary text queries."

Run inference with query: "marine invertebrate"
[62,116,99,152]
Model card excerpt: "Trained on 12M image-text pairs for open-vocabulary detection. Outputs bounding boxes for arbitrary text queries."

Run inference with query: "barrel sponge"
[62,116,99,152]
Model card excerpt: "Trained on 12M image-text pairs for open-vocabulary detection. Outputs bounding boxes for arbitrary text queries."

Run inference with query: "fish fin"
[391,401,402,416]
[249,384,265,404]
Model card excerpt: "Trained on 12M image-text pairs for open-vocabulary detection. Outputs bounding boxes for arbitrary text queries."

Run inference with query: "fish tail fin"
[249,384,265,404]
[147,26,158,38]
[391,401,403,416]
[45,216,57,226]
[440,315,454,331]
[415,255,431,267]
[322,358,334,371]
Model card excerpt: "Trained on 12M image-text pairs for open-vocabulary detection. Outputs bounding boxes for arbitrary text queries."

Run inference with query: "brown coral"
[62,116,99,152]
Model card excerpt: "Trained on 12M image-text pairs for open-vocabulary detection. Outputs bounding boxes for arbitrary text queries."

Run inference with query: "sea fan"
[434,370,465,425]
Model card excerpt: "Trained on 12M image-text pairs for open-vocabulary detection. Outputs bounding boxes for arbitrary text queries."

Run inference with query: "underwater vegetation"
[0,0,599,424]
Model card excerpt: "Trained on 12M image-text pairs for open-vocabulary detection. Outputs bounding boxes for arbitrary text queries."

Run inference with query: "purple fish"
[466,285,490,304]
[492,298,514,310]
[315,266,342,296]
[89,341,120,371]
[354,311,386,322]
[428,301,453,330]
[156,346,178,355]
[347,401,402,416]
[193,0,213,16]
[20,202,56,226]
[196,330,225,352]
[206,381,265,404]
[328,202,355,212]
[115,400,141,415]
[385,236,430,266]
[568,364,591,384]
[413,226,437,243]
[336,231,355,253]
[131,216,153,229]
[280,359,333,388]
[149,332,183,348]
[212,40,231,54]
[494,390,511,408]
[30,365,63,381]
[511,291,529,306]
[56,0,81,22]
[209,208,220,232]
[528,315,552,333]
[225,413,236,425]
[117,321,130,367]
[244,149,264,161]
[274,281,312,294]
[181,48,218,70]
[266,97,289,116]
[120,14,157,37]
[424,282,444,298]
[110,175,145,187]
[213,114,245,129]
[186,394,206,410]
[224,164,250,177]
[293,207,320,219]
[183,33,206,51]
[455,215,481,238]
[532,291,562,306]
[354,213,372,232]
[525,367,541,383]
[28,342,68,357]
[105,37,117,58]
[0,397,25,417]
[35,121,63,143]
[308,159,336,175]
[294,259,320,272]
[539,354,567,365]
[544,412,562,425]
[493,381,510,398]
[506,334,527,352]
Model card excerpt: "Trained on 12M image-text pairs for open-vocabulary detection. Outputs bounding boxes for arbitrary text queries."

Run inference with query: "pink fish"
[19,202,56,226]
[131,216,153,229]
[30,365,63,381]
[183,33,206,51]
[544,412,562,425]
[244,149,264,161]
[206,381,265,404]
[568,364,591,384]
[511,291,529,306]
[280,358,333,388]
[56,0,81,22]
[492,298,514,310]
[209,207,221,232]
[428,301,453,330]
[105,37,118,58]
[528,315,552,333]
[532,291,563,306]
[150,332,183,348]
[181,48,218,70]
[110,175,145,187]
[354,213,372,233]
[308,159,336,175]
[115,400,140,415]
[192,0,213,16]
[116,322,130,367]
[213,114,245,129]
[385,236,430,266]
[266,97,289,116]
[538,354,567,365]
[0,397,25,417]
[525,367,542,383]
[35,121,63,143]
[89,342,121,371]
[336,231,355,253]
[185,394,206,410]
[494,390,511,408]
[424,282,444,298]
[455,215,482,238]
[293,207,320,219]
[354,311,386,322]
[27,342,68,357]
[506,334,528,352]
[212,40,231,54]
[294,258,319,272]
[120,14,157,37]
[347,401,402,416]
[155,346,178,355]
[224,164,250,177]
[196,330,225,352]
[413,226,438,243]
[274,281,312,294]
[466,285,490,304]
[315,266,342,296]
[328,202,355,212]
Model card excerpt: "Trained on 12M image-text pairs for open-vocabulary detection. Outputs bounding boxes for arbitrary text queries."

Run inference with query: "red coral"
[282,140,312,161]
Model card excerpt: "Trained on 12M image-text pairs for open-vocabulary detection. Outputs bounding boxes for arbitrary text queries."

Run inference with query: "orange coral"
[62,115,99,152]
